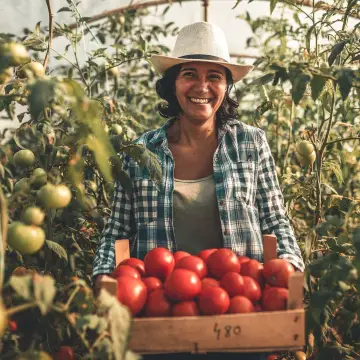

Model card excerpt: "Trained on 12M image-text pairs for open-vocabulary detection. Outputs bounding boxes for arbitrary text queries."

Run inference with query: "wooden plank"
[288,272,304,310]
[263,234,277,264]
[129,310,305,354]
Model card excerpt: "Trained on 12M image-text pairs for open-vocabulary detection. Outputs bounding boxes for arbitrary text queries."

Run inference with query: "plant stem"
[326,136,360,146]
[6,302,37,316]
[282,100,295,173]
[0,187,8,292]
[44,0,54,71]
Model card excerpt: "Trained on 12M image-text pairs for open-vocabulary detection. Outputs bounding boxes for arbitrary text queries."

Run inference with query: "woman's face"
[175,61,227,124]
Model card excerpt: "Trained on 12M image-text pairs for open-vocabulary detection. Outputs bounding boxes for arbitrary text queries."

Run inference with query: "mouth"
[188,97,212,104]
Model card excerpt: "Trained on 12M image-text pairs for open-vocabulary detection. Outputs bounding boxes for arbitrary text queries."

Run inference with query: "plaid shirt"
[92,118,305,277]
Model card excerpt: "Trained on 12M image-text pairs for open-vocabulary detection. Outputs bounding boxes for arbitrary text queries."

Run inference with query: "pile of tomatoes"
[110,247,295,317]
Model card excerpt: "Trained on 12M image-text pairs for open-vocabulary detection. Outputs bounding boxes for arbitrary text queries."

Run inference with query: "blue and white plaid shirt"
[92,118,305,277]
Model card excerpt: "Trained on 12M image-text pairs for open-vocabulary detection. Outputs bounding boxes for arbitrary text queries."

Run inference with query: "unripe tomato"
[262,287,288,311]
[198,286,230,315]
[173,250,191,263]
[107,66,120,77]
[17,61,45,79]
[120,258,145,277]
[54,346,75,360]
[295,140,316,167]
[144,248,175,280]
[37,183,72,209]
[145,289,171,317]
[197,248,217,262]
[7,221,45,255]
[116,276,147,316]
[1,42,30,66]
[175,255,208,279]
[13,149,35,167]
[172,301,199,317]
[111,124,123,135]
[228,296,255,314]
[242,276,262,302]
[0,67,13,84]
[164,269,201,301]
[142,277,162,294]
[263,259,295,288]
[111,265,141,280]
[22,206,45,226]
[30,168,47,188]
[240,259,264,287]
[14,178,30,192]
[206,248,240,279]
[220,272,245,297]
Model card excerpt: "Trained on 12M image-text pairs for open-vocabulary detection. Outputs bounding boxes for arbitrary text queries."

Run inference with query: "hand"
[93,274,113,296]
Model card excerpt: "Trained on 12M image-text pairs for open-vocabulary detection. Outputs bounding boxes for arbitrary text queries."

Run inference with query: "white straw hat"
[151,22,254,83]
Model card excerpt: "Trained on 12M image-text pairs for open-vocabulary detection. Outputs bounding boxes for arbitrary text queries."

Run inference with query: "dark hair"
[155,63,239,128]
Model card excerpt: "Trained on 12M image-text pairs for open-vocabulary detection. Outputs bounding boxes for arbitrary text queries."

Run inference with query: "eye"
[183,71,195,77]
[208,74,222,80]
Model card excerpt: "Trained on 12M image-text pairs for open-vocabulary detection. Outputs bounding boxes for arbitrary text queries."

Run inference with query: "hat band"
[179,54,228,63]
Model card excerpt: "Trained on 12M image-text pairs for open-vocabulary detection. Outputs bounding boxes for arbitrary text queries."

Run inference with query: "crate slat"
[130,310,305,354]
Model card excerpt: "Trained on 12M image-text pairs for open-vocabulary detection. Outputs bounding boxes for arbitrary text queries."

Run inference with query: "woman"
[93,22,304,359]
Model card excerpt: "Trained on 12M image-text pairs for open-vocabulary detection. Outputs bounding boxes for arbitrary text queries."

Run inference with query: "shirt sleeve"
[256,130,305,272]
[92,155,134,278]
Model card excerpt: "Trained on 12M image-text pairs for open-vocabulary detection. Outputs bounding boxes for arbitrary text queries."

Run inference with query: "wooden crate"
[100,235,305,354]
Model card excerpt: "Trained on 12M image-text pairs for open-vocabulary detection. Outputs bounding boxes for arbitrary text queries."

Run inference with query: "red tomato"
[262,287,288,311]
[228,296,255,314]
[116,276,147,316]
[238,255,251,265]
[172,300,199,317]
[111,265,141,280]
[201,277,220,289]
[119,258,145,277]
[145,289,172,317]
[254,303,263,312]
[197,248,217,262]
[8,320,17,332]
[242,276,261,302]
[266,355,280,360]
[219,272,245,297]
[198,286,230,315]
[142,276,163,293]
[174,251,191,263]
[144,247,175,280]
[164,269,201,301]
[206,248,240,279]
[175,255,208,279]
[240,259,264,287]
[54,346,75,360]
[263,259,295,288]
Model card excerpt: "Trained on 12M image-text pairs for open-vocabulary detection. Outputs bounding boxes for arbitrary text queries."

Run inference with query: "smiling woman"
[92,21,304,360]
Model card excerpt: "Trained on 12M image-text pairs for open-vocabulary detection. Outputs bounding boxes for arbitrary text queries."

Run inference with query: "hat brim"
[150,55,254,83]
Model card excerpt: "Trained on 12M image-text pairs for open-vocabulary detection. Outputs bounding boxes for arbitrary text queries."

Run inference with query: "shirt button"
[220,200,225,206]
[217,178,223,184]
[223,229,229,235]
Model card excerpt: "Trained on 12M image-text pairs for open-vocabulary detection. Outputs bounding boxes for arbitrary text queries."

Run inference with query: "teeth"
[190,97,210,104]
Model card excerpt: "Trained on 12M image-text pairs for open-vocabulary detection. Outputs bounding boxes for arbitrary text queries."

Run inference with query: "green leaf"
[33,274,56,315]
[57,6,72,13]
[232,0,242,9]
[322,160,343,185]
[34,21,41,37]
[248,73,274,86]
[305,24,315,54]
[46,240,68,262]
[9,275,33,300]
[122,145,162,186]
[270,0,278,14]
[28,78,55,120]
[289,69,311,105]
[328,40,349,66]
[310,75,326,101]
[97,289,132,360]
[336,69,354,100]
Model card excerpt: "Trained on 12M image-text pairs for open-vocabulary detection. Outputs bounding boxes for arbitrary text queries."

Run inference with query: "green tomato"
[22,206,45,226]
[37,184,72,209]
[13,149,35,167]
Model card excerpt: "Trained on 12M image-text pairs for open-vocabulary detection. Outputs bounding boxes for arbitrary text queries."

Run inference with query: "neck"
[170,115,217,148]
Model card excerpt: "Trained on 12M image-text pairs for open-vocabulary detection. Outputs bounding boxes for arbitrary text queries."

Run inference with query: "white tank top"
[173,174,223,254]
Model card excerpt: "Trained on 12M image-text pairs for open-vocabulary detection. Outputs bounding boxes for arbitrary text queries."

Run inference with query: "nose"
[193,75,209,94]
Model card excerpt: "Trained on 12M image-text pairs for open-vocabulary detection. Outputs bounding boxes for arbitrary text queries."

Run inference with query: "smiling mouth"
[188,97,212,104]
